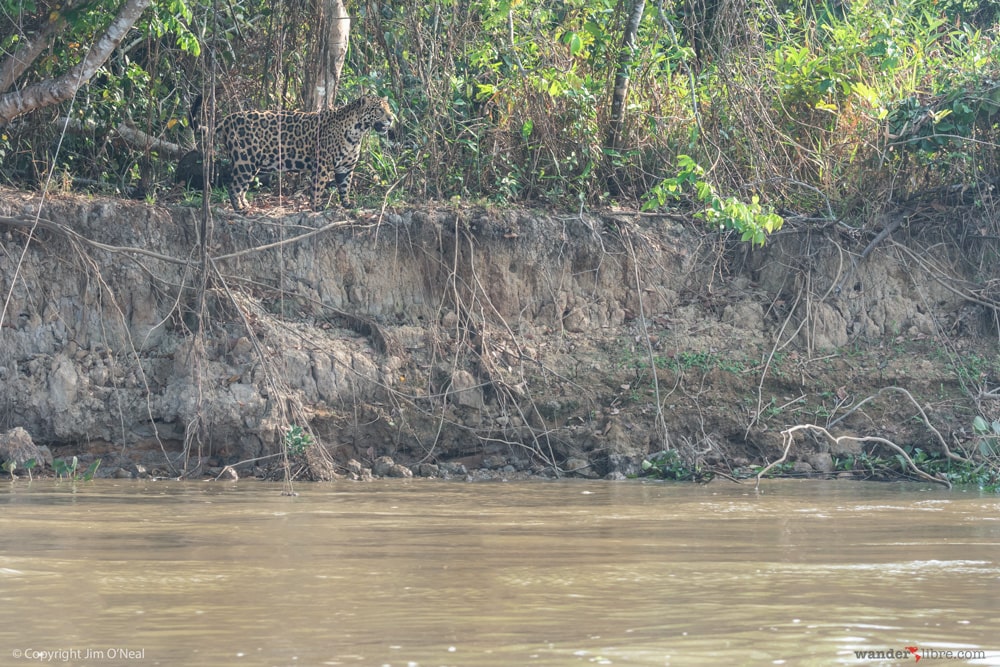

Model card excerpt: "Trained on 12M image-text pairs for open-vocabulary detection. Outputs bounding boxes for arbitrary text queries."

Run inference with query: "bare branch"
[56,117,189,158]
[828,385,967,464]
[0,214,189,265]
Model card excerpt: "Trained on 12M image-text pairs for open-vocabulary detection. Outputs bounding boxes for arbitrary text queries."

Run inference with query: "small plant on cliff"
[831,451,894,480]
[284,426,313,456]
[180,187,229,209]
[641,155,784,247]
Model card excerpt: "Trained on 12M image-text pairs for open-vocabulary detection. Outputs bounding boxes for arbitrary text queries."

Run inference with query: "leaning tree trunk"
[0,12,67,95]
[604,0,646,197]
[302,0,350,111]
[0,0,154,124]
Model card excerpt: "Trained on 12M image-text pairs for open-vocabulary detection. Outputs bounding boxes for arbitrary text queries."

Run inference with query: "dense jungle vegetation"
[2,0,1000,243]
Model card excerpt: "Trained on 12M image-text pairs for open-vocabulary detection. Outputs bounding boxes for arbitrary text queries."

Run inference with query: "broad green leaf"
[521,119,533,139]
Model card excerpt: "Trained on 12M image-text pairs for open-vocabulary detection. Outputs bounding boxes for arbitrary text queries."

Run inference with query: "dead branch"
[746,281,803,436]
[756,423,951,489]
[56,117,189,158]
[212,217,361,261]
[622,227,669,449]
[0,213,361,267]
[0,214,189,265]
[828,385,969,464]
[892,241,1000,311]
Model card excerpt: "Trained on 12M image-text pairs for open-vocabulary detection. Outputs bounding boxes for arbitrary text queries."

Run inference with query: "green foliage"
[772,42,856,112]
[53,457,101,481]
[833,450,896,479]
[887,91,990,153]
[149,1,202,57]
[936,0,1000,25]
[284,425,313,457]
[946,353,999,390]
[833,444,1000,490]
[641,449,713,482]
[179,187,229,208]
[0,0,206,183]
[617,343,750,379]
[4,0,1000,224]
[903,445,999,490]
[642,156,784,246]
[3,458,38,480]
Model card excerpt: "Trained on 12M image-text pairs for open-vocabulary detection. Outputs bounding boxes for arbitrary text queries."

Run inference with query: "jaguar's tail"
[189,94,203,132]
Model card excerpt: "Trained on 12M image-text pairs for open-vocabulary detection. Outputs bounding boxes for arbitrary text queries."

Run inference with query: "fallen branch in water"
[828,385,970,465]
[756,423,951,490]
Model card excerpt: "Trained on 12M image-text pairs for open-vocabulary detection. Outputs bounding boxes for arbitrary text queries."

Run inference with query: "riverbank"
[1,188,997,485]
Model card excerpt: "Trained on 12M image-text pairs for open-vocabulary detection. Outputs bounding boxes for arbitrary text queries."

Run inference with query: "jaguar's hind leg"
[228,162,257,212]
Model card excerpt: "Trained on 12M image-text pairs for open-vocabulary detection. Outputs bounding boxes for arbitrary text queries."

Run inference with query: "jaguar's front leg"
[333,169,354,208]
[310,165,334,211]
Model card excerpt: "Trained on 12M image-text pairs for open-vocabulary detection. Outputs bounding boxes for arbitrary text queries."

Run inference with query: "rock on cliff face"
[0,188,988,479]
[0,426,47,468]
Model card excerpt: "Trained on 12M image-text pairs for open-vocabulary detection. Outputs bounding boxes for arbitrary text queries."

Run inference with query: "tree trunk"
[302,0,350,111]
[0,0,154,125]
[0,12,68,94]
[605,0,646,197]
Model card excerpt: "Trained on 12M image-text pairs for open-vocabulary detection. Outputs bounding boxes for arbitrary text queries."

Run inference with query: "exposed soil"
[1,187,997,483]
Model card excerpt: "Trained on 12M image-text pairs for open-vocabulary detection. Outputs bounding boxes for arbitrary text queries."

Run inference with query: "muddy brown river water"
[0,479,998,666]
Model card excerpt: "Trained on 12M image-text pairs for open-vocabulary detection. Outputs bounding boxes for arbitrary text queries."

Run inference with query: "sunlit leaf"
[973,415,989,433]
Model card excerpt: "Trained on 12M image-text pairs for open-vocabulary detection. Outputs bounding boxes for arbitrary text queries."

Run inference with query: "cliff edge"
[0,188,994,481]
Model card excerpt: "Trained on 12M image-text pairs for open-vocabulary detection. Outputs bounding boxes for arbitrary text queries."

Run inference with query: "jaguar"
[192,94,394,211]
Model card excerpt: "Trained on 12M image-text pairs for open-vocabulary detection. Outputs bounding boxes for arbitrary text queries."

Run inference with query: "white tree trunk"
[303,0,350,111]
[605,0,646,196]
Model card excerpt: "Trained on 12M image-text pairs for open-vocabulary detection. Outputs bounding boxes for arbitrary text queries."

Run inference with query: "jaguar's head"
[368,96,395,134]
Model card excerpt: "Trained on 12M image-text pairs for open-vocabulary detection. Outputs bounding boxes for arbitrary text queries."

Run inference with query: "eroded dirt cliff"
[0,187,996,481]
